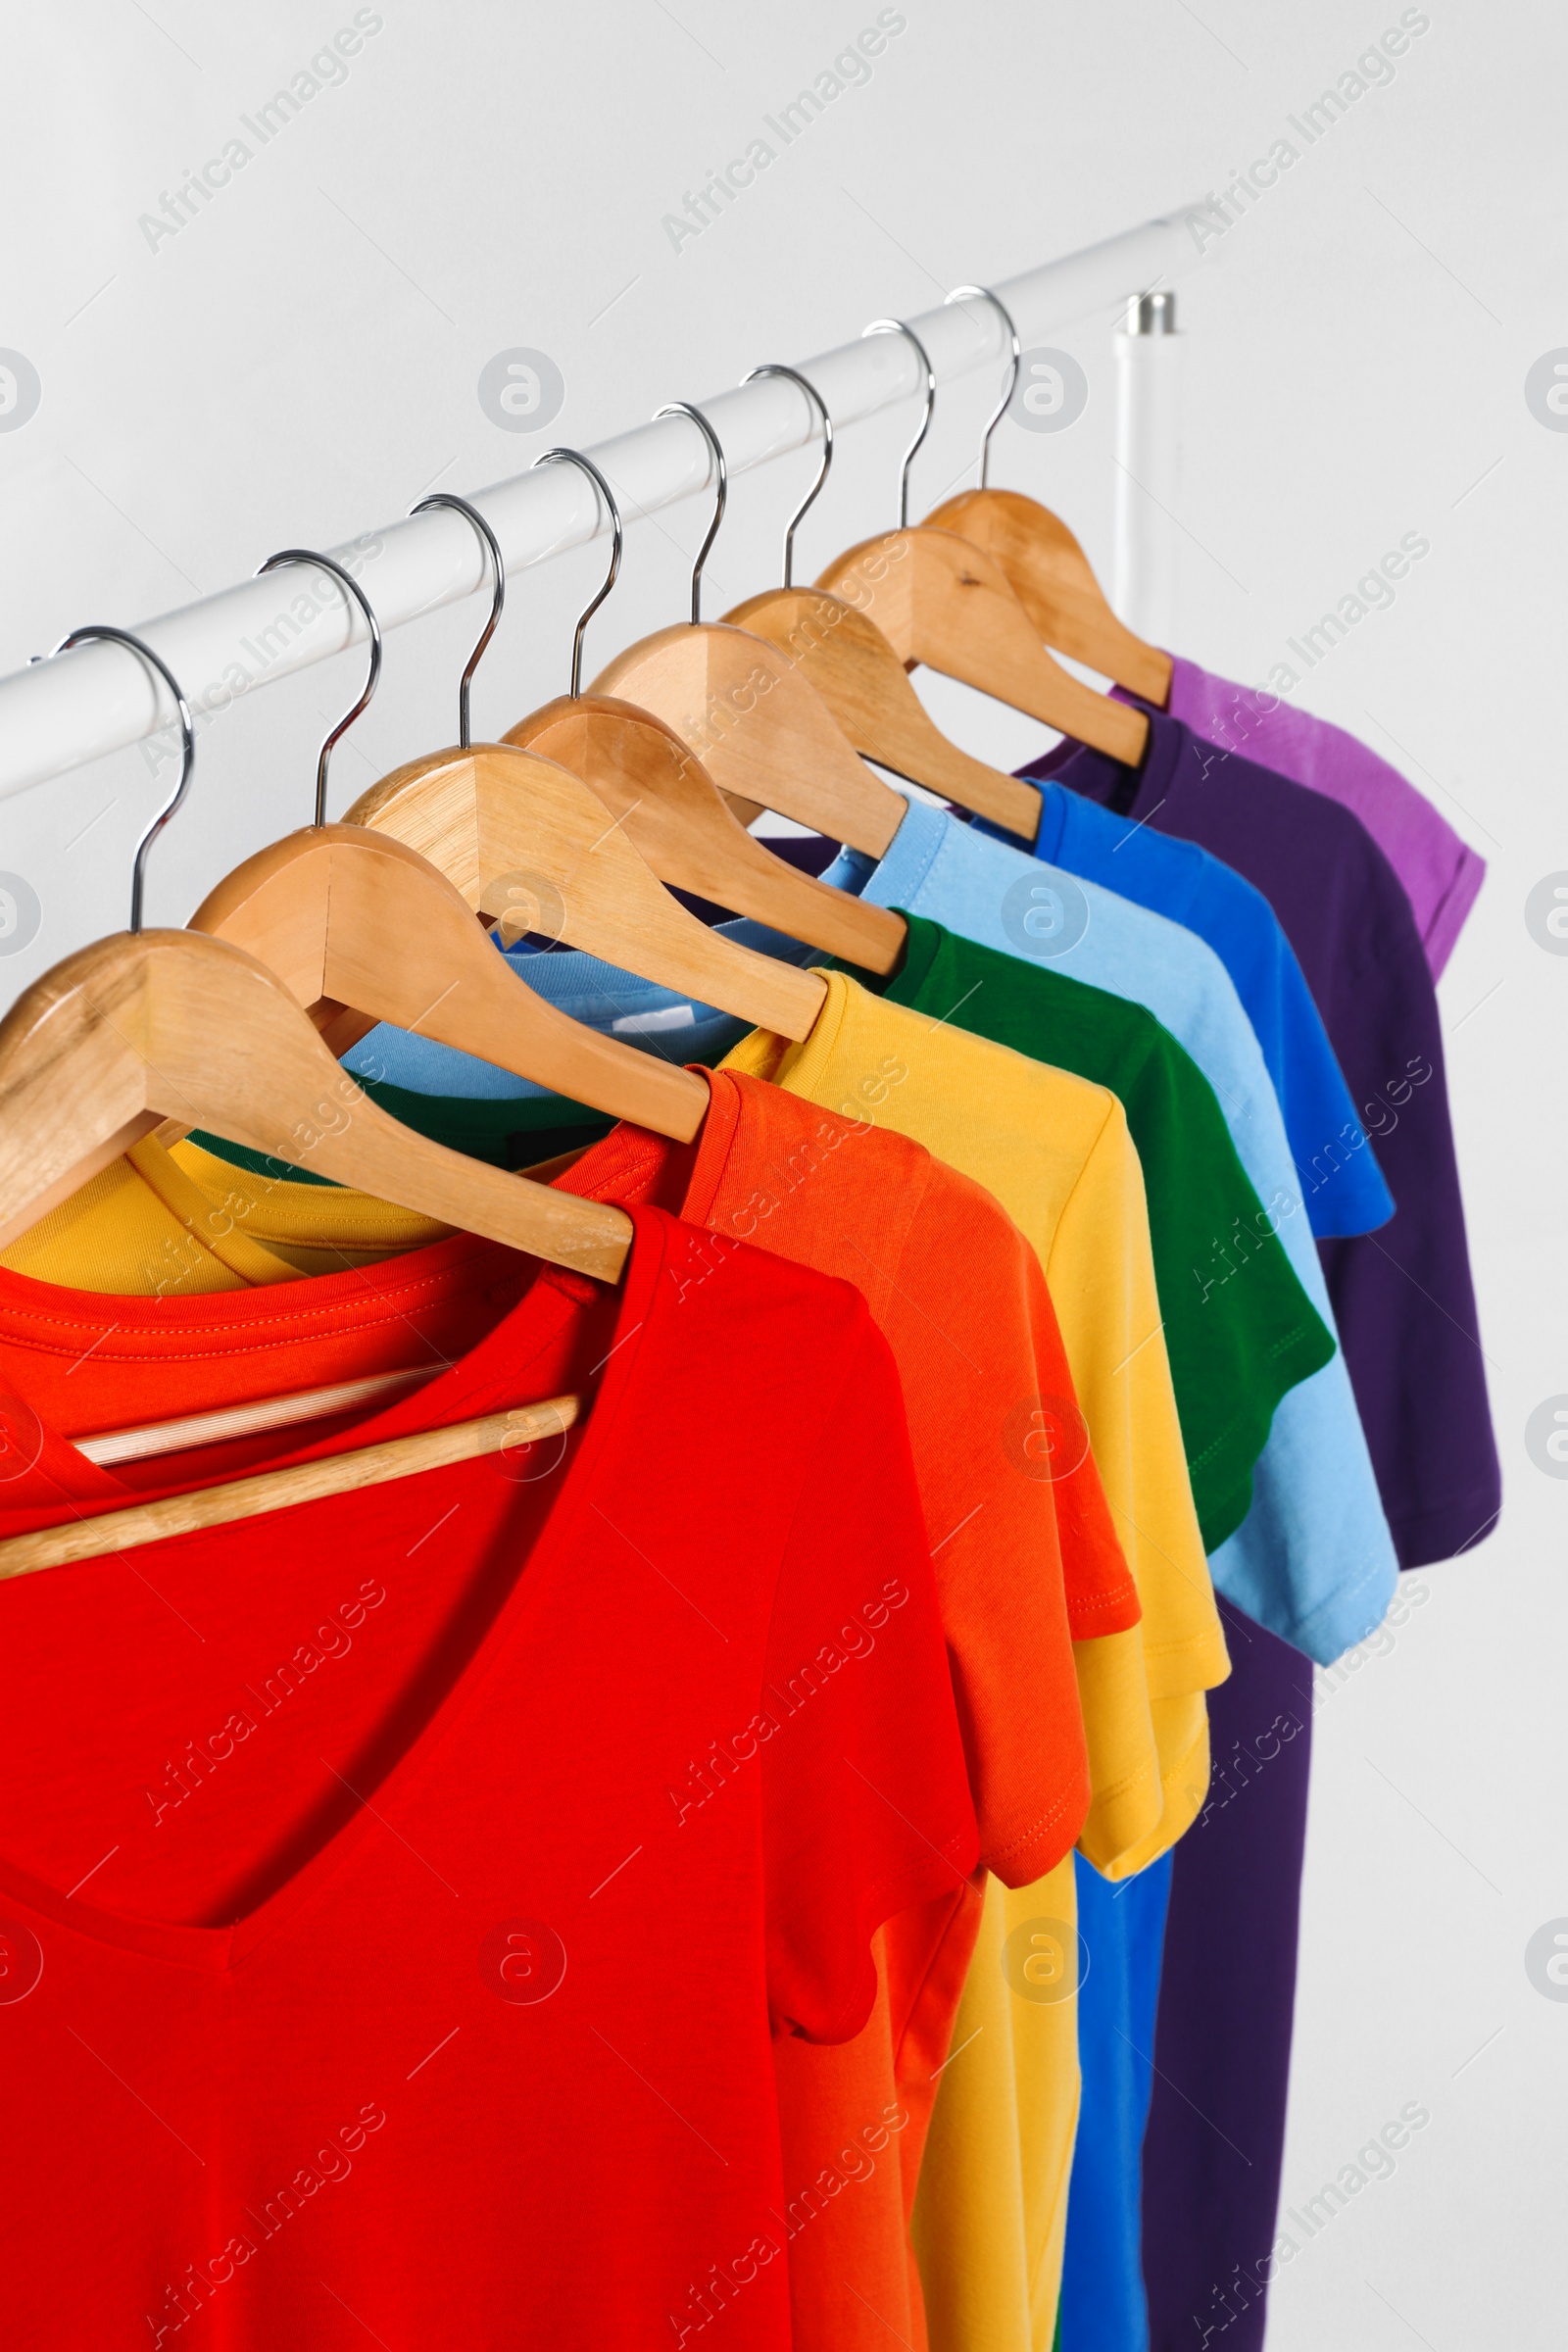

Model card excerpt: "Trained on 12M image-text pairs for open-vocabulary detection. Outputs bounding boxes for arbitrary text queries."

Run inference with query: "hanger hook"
[862,318,935,528]
[529,448,623,696]
[43,626,193,935]
[409,493,504,748]
[740,365,833,589]
[654,401,727,623]
[946,284,1021,490]
[255,549,381,825]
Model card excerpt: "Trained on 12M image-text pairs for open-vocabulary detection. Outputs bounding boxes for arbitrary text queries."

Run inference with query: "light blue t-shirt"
[981,782,1396,1241]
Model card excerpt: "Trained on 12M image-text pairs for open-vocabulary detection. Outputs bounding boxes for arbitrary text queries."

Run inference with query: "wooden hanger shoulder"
[0,929,632,1279]
[590,621,906,861]
[725,585,1042,839]
[0,1395,581,1581]
[189,824,710,1142]
[345,741,825,1041]
[506,695,904,976]
[924,488,1173,706]
[816,529,1149,769]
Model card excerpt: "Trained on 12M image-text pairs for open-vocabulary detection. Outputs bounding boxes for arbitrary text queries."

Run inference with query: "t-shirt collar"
[1028,778,1070,863]
[0,1210,663,1525]
[881,908,941,1000]
[820,793,949,916]
[1017,708,1189,823]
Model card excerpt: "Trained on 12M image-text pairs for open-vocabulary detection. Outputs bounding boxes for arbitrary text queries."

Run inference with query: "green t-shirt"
[192,1077,615,1182]
[859,912,1334,1552]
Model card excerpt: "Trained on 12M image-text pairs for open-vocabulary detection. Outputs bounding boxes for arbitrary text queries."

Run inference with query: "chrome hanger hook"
[255,549,381,825]
[409,493,504,748]
[45,626,193,935]
[947,284,1021,490]
[530,448,623,696]
[741,365,833,589]
[862,318,935,528]
[654,402,727,623]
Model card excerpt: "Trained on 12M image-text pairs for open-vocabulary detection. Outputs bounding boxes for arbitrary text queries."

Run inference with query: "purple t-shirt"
[1131,657,1487,981]
[1141,1596,1316,2352]
[1024,711,1498,1572]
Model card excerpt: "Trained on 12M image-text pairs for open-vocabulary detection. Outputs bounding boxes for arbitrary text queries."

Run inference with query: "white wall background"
[1,3,1560,2341]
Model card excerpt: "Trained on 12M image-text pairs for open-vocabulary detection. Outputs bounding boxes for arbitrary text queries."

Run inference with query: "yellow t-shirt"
[0,1135,452,1293]
[721,972,1228,2352]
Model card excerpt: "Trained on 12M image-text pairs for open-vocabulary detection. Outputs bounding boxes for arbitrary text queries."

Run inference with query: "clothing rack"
[0,202,1210,804]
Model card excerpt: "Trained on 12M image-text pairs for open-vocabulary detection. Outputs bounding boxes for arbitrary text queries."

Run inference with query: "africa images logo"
[1524,1396,1568,1478]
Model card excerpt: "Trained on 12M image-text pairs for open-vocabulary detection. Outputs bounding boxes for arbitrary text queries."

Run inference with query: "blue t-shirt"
[981,782,1394,1241]
[1065,1848,1172,2352]
[347,938,752,1098]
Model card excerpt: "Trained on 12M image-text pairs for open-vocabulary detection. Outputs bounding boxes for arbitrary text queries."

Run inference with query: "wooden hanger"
[79,1367,439,1465]
[704,339,1034,838]
[723,581,1041,836]
[816,522,1148,763]
[188,545,708,1142]
[591,620,908,857]
[812,319,1146,772]
[0,626,631,1288]
[0,1395,579,1580]
[925,490,1172,707]
[509,694,904,973]
[0,923,631,1282]
[344,491,826,1040]
[923,285,1172,706]
[193,825,710,1140]
[505,441,903,974]
[588,399,909,859]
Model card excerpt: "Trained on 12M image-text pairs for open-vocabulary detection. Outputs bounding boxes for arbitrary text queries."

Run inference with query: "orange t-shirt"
[552,1072,1137,2352]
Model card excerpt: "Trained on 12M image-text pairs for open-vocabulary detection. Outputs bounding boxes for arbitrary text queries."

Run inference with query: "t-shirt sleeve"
[760,1310,980,2043]
[1124,1027,1337,1552]
[1315,884,1499,1567]
[883,1168,1119,1887]
[1010,1232,1141,1645]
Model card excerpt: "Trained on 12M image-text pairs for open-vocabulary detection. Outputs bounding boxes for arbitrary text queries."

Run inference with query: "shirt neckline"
[1029,778,1070,863]
[1021,709,1188,819]
[877,909,942,1004]
[0,1210,665,1975]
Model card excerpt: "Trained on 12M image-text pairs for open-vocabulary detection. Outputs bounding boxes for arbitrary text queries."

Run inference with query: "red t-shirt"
[0,1206,978,2348]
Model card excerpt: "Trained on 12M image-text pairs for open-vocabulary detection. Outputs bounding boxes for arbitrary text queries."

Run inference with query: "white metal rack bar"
[1114,289,1185,645]
[0,203,1209,803]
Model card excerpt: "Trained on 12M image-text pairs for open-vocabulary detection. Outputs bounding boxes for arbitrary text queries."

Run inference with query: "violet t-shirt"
[1024,712,1498,1572]
[1133,657,1486,981]
[1140,1596,1317,2352]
